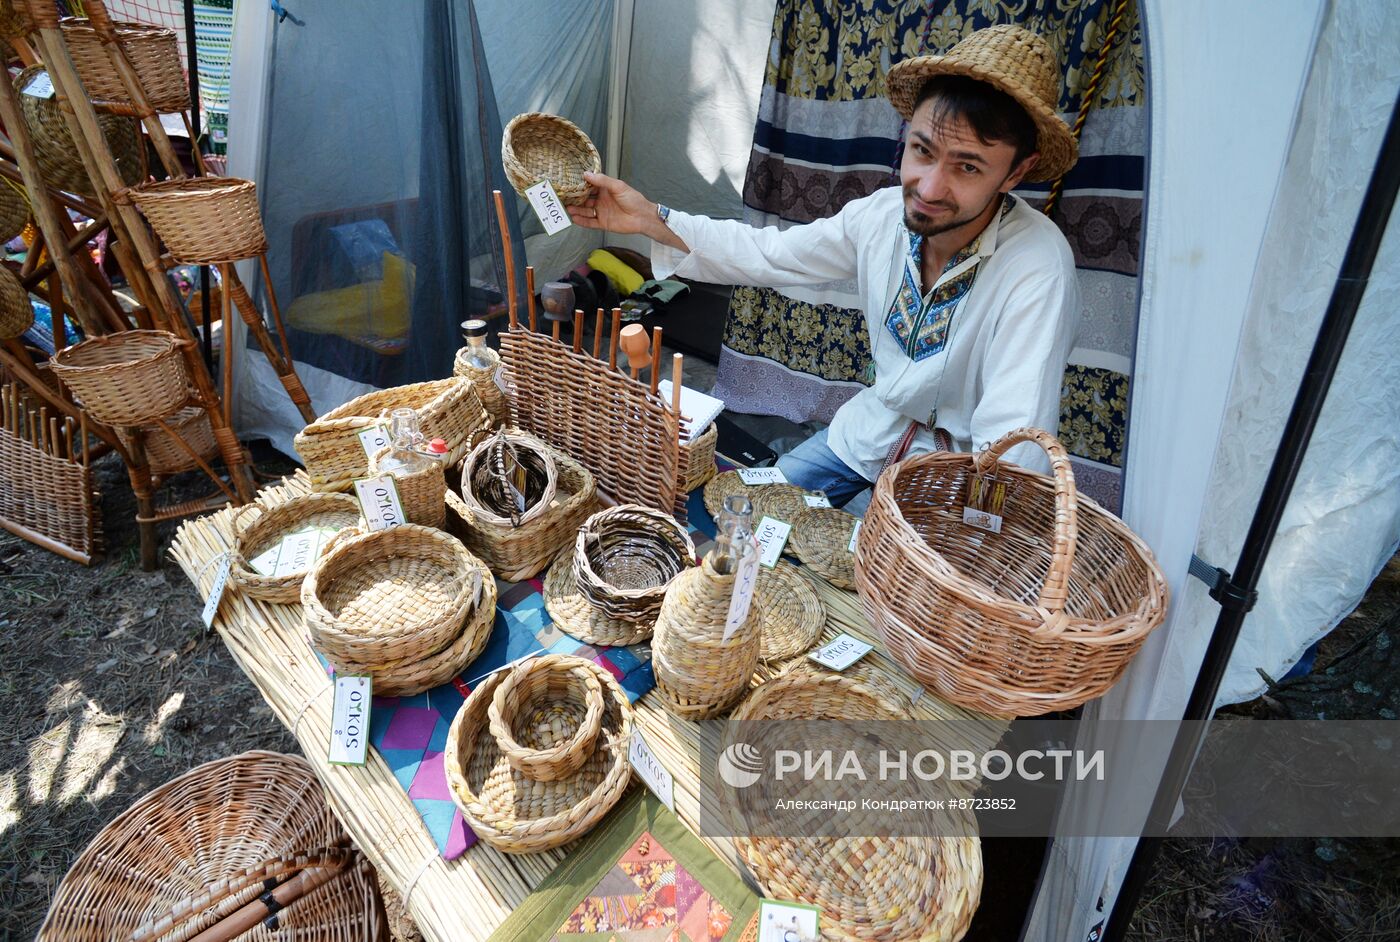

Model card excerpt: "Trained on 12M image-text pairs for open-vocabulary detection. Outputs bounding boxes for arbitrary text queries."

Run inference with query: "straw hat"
[886,24,1077,183]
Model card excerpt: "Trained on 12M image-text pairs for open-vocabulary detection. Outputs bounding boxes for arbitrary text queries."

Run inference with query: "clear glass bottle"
[375,407,436,477]
[460,319,500,371]
[708,494,755,575]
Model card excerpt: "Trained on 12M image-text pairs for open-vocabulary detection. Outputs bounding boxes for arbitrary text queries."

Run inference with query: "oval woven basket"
[453,348,511,427]
[128,176,268,265]
[856,427,1170,717]
[573,504,695,624]
[488,653,605,782]
[16,65,147,198]
[61,18,190,114]
[0,180,29,244]
[678,421,718,493]
[37,751,386,942]
[728,670,983,942]
[115,404,216,475]
[369,445,446,529]
[50,330,189,427]
[502,112,601,205]
[230,492,363,603]
[459,428,558,527]
[0,263,33,340]
[445,657,632,854]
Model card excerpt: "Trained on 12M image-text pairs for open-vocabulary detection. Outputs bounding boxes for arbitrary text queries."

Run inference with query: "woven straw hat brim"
[886,40,1077,183]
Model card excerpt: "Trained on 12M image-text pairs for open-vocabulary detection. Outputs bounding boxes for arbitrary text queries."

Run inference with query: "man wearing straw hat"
[569,25,1080,501]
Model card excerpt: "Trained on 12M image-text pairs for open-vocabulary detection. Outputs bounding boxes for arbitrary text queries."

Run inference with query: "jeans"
[775,429,872,509]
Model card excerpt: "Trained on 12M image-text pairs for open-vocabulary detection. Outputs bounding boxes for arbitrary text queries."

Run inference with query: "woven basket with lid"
[61,17,190,114]
[127,176,268,266]
[50,330,189,427]
[856,427,1170,716]
[573,504,695,624]
[502,112,601,205]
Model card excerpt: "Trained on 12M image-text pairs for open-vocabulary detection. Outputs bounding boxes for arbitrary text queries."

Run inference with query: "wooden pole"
[525,266,537,332]
[492,190,518,329]
[671,353,683,414]
[648,327,663,395]
[593,308,603,359]
[609,307,621,370]
[572,310,583,354]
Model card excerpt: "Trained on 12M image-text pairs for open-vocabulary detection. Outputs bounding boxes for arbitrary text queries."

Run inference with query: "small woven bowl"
[502,112,601,205]
[752,483,812,526]
[756,560,826,660]
[573,504,695,623]
[488,654,604,782]
[789,507,861,590]
[230,492,362,603]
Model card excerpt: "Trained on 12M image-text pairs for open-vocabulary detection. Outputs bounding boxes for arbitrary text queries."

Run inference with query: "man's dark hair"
[914,74,1038,166]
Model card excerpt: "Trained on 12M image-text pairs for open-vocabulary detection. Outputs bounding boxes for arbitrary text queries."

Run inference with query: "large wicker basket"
[16,65,146,198]
[502,112,601,205]
[295,378,488,491]
[856,427,1169,717]
[116,404,216,475]
[50,330,189,427]
[573,504,695,624]
[127,176,268,265]
[61,17,190,114]
[38,751,387,941]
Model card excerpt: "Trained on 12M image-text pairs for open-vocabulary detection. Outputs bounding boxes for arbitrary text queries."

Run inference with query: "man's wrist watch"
[656,203,671,224]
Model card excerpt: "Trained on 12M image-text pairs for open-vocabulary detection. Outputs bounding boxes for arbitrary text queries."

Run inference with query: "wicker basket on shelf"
[678,421,718,493]
[294,378,488,491]
[126,176,267,265]
[16,65,146,197]
[229,492,362,603]
[856,427,1170,717]
[50,330,189,427]
[60,18,189,114]
[487,653,604,782]
[458,428,557,527]
[115,404,216,475]
[445,657,632,854]
[0,180,29,245]
[502,112,601,205]
[446,433,597,581]
[573,504,695,624]
[453,348,511,427]
[0,263,33,340]
[368,445,446,529]
[789,506,861,590]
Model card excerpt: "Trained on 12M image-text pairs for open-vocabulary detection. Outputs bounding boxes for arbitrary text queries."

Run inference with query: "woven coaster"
[756,560,825,660]
[789,507,860,590]
[542,551,656,647]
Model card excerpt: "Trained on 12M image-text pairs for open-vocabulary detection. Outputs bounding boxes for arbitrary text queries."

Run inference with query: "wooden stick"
[525,266,537,332]
[551,318,561,342]
[671,353,683,415]
[64,415,76,461]
[181,111,209,176]
[27,409,38,448]
[649,327,664,395]
[258,254,295,367]
[492,190,518,329]
[80,413,89,467]
[609,308,621,370]
[572,310,583,354]
[220,264,234,429]
[49,415,60,459]
[592,308,603,359]
[38,406,49,454]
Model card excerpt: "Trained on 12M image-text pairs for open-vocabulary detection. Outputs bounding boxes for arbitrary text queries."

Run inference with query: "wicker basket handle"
[77,0,116,36]
[972,427,1079,614]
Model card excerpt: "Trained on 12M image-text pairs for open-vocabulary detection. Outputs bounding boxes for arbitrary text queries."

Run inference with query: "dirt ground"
[1,454,1397,940]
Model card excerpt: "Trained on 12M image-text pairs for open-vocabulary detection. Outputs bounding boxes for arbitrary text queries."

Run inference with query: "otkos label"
[758,900,821,942]
[737,466,788,486]
[753,516,791,568]
[328,675,372,766]
[803,494,832,509]
[250,526,341,577]
[201,555,232,630]
[493,365,510,394]
[724,536,761,642]
[808,633,874,672]
[354,474,407,531]
[629,730,674,811]
[525,180,571,235]
[962,506,1004,534]
[23,72,55,99]
[847,520,862,553]
[356,424,390,459]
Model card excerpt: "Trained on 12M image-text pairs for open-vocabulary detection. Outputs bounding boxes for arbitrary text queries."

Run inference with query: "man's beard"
[902,187,1002,237]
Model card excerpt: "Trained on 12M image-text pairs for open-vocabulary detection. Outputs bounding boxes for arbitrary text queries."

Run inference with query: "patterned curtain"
[713,0,1145,509]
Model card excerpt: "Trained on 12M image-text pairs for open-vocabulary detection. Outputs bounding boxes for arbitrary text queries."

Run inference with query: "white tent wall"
[1026,1,1400,939]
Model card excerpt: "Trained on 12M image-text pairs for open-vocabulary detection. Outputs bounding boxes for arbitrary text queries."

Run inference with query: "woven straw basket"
[446,433,597,581]
[453,348,511,427]
[678,421,718,493]
[115,404,216,474]
[728,670,982,942]
[128,176,268,265]
[856,427,1169,717]
[61,18,190,114]
[0,180,29,245]
[445,656,632,853]
[369,445,446,529]
[502,112,601,205]
[488,653,604,782]
[16,66,147,198]
[789,506,860,590]
[295,378,488,490]
[230,492,362,603]
[302,524,495,696]
[458,428,558,527]
[50,330,189,427]
[574,504,695,624]
[38,751,386,941]
[0,263,33,340]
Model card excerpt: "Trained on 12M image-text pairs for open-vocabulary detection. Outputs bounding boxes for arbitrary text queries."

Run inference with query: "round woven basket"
[0,263,33,340]
[0,0,31,39]
[502,112,601,205]
[230,492,362,603]
[751,483,812,527]
[453,348,511,427]
[488,653,605,782]
[50,330,189,427]
[38,751,386,942]
[459,428,558,527]
[542,549,654,647]
[729,670,983,942]
[856,427,1170,717]
[0,180,29,244]
[756,560,825,660]
[16,66,147,198]
[128,176,268,265]
[115,404,216,475]
[445,657,632,854]
[302,524,487,683]
[573,504,695,624]
[789,506,860,590]
[652,555,764,720]
[369,445,446,529]
[61,18,190,114]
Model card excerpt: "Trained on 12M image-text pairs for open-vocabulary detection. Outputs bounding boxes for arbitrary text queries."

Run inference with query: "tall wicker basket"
[856,427,1169,716]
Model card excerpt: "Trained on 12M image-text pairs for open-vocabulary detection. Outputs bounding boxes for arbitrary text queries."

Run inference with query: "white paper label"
[328,675,372,766]
[354,474,407,531]
[737,467,788,486]
[753,516,791,568]
[23,72,55,99]
[356,424,390,459]
[525,180,572,235]
[962,506,1004,533]
[808,633,874,672]
[493,364,509,393]
[628,730,674,811]
[201,555,231,630]
[758,900,821,942]
[847,519,862,553]
[272,528,321,578]
[249,542,281,577]
[803,494,832,509]
[723,537,761,641]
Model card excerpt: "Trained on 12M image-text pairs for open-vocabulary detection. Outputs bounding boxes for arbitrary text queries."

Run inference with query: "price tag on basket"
[808,633,873,672]
[758,900,821,942]
[847,520,862,553]
[355,424,390,459]
[201,554,232,631]
[22,72,55,99]
[328,675,372,766]
[724,535,762,641]
[754,516,791,568]
[803,493,832,509]
[353,474,407,531]
[525,180,572,235]
[628,730,674,811]
[271,528,322,578]
[493,364,510,394]
[738,466,788,486]
[962,469,1007,534]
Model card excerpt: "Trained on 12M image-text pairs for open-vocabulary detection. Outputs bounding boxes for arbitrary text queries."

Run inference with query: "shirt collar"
[906,192,1016,273]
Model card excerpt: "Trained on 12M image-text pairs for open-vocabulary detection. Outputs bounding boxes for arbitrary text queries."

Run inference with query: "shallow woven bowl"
[573,504,695,623]
[789,506,861,590]
[488,653,605,782]
[502,112,601,205]
[230,492,362,603]
[50,330,189,427]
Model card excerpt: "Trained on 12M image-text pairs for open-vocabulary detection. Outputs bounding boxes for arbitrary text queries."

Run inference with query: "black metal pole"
[1105,91,1400,941]
[184,0,213,371]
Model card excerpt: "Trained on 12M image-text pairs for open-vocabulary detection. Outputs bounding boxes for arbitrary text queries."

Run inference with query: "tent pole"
[1105,91,1400,942]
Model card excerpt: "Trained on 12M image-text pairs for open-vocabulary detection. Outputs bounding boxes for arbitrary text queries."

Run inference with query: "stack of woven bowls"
[445,653,633,853]
[301,525,495,696]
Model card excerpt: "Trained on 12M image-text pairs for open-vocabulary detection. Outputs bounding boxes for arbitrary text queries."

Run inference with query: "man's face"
[899,97,1038,239]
